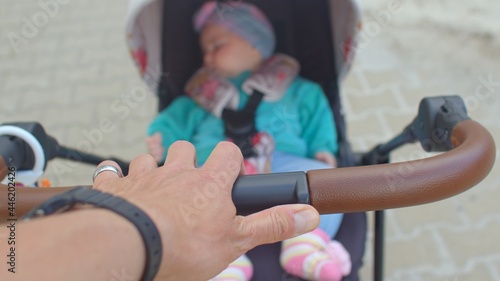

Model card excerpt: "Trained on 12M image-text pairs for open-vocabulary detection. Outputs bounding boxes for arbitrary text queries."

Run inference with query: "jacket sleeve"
[298,81,339,157]
[148,96,207,154]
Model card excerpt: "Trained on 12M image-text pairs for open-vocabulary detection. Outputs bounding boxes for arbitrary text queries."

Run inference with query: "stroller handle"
[0,119,495,219]
[308,120,496,213]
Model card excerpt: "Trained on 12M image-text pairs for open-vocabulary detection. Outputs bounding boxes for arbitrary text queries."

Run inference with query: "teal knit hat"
[193,1,276,59]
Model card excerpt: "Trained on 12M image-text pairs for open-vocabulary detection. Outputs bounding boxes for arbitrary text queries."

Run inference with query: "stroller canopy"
[126,0,361,92]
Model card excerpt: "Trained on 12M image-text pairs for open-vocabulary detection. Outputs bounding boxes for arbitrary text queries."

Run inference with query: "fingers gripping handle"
[308,120,496,214]
[1,173,311,219]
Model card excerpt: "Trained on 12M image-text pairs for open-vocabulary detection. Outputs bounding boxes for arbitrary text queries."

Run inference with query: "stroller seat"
[126,0,364,280]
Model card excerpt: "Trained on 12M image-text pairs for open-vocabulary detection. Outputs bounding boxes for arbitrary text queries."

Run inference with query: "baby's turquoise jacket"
[148,71,338,166]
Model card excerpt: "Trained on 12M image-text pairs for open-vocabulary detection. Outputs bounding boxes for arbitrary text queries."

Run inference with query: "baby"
[147,1,351,280]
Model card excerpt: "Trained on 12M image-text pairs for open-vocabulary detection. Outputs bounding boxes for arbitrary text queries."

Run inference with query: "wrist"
[22,187,163,281]
[76,208,146,278]
[17,208,145,281]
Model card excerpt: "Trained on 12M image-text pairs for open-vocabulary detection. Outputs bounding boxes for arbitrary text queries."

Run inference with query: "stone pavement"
[1,1,499,280]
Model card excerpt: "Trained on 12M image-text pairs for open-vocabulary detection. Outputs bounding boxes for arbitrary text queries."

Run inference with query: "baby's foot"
[280,229,344,281]
[325,240,351,276]
[210,255,253,281]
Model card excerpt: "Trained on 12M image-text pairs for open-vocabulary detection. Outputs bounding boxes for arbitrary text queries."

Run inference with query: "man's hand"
[94,141,320,281]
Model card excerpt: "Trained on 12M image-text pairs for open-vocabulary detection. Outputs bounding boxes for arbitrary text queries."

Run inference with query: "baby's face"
[200,24,262,78]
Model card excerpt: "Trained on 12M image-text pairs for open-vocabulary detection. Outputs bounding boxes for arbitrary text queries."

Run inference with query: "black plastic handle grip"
[232,172,309,215]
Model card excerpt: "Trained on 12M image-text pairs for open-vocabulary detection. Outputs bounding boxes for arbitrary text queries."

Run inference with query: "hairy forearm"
[1,208,145,281]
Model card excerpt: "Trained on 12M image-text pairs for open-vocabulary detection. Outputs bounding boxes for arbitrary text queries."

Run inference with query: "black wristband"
[22,186,162,281]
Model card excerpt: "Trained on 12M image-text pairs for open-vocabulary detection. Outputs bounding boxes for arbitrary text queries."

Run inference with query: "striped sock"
[325,240,351,276]
[280,228,347,281]
[210,255,253,281]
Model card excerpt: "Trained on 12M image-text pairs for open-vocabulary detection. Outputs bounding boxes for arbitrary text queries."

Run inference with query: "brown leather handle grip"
[0,157,7,182]
[307,120,496,214]
[0,185,78,219]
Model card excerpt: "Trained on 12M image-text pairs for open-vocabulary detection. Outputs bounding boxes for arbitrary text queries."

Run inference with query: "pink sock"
[210,255,253,281]
[280,228,349,281]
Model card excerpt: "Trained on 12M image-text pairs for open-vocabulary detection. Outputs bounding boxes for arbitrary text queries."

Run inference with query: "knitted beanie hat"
[193,1,276,59]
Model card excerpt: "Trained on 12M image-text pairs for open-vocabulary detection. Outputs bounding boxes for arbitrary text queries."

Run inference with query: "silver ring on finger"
[92,165,123,183]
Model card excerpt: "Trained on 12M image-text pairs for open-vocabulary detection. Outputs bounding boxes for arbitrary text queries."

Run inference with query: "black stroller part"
[374,210,385,281]
[0,135,31,169]
[360,133,408,167]
[222,90,264,158]
[232,172,309,216]
[0,122,131,177]
[56,146,130,176]
[360,95,469,166]
[0,122,58,171]
[407,95,469,152]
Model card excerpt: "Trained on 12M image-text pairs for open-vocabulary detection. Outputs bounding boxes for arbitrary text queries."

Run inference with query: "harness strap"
[244,89,265,112]
[222,90,264,158]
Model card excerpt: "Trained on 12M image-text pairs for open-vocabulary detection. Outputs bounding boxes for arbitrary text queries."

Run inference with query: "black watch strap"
[22,186,162,281]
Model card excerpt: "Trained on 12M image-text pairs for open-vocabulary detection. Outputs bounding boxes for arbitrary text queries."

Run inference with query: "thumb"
[237,205,319,251]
